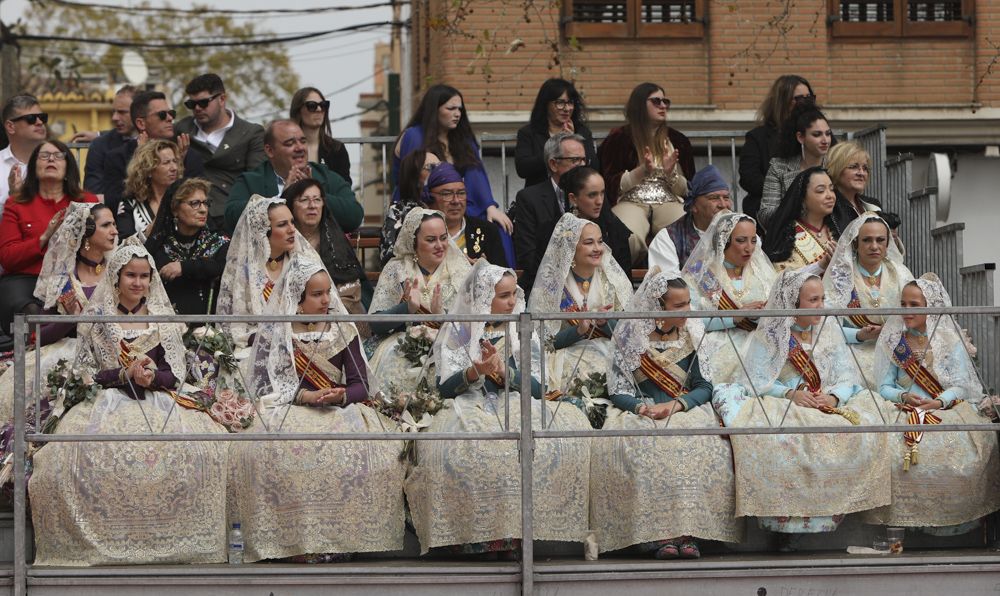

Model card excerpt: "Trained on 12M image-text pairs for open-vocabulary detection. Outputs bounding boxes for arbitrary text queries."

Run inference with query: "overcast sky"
[1,0,393,171]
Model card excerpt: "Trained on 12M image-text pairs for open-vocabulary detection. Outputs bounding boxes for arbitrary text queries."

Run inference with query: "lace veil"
[34,202,116,309]
[608,268,705,396]
[682,210,775,309]
[244,251,368,408]
[739,268,857,393]
[434,259,539,385]
[76,236,187,382]
[528,212,634,337]
[873,273,983,404]
[824,213,912,310]
[368,207,471,313]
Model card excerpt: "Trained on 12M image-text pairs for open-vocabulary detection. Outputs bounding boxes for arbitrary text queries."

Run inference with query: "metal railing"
[9,305,1000,595]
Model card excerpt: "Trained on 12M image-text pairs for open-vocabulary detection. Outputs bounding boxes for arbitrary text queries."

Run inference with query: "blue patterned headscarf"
[420,162,464,205]
[684,164,729,211]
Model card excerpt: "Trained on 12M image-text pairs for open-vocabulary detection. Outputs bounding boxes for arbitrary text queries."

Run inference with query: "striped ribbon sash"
[717,290,757,332]
[638,352,687,399]
[415,306,442,329]
[847,289,879,328]
[787,336,822,393]
[891,335,957,469]
[262,280,274,302]
[895,403,943,471]
[294,347,340,391]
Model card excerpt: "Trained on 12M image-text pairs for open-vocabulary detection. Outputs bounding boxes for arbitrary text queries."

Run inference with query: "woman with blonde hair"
[119,139,183,238]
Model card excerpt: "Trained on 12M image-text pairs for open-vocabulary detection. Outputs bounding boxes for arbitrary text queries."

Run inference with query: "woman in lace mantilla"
[712,268,890,545]
[682,211,776,385]
[528,213,633,395]
[229,252,405,562]
[823,213,913,388]
[217,194,315,347]
[405,260,591,555]
[366,208,471,395]
[1,202,118,419]
[862,273,1000,534]
[592,270,741,559]
[29,239,228,565]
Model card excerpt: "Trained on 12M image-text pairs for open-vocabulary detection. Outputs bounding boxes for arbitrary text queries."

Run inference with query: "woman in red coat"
[0,139,97,332]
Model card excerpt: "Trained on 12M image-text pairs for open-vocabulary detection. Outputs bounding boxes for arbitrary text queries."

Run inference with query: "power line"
[14,20,404,49]
[33,0,395,16]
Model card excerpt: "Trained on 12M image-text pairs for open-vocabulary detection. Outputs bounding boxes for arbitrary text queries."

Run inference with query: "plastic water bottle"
[228,522,244,564]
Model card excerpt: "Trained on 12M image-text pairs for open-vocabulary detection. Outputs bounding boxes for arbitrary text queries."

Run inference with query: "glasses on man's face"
[648,97,671,108]
[37,151,66,162]
[182,200,209,210]
[151,109,177,121]
[552,99,575,111]
[554,156,588,166]
[433,189,467,202]
[183,92,222,110]
[304,100,331,113]
[793,93,817,103]
[10,112,49,125]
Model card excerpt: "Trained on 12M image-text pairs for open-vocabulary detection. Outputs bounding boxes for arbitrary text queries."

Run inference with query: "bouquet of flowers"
[182,376,255,433]
[371,377,443,425]
[42,358,99,432]
[563,372,611,429]
[184,326,240,386]
[397,325,437,367]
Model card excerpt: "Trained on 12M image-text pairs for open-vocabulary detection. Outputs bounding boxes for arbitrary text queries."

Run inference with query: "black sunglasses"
[184,92,222,110]
[9,112,48,125]
[150,109,177,121]
[304,100,330,113]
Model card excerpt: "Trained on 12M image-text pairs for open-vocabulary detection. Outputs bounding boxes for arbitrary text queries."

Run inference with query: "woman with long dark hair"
[392,84,515,265]
[762,166,840,271]
[597,82,695,262]
[739,75,815,220]
[514,78,599,188]
[290,86,351,185]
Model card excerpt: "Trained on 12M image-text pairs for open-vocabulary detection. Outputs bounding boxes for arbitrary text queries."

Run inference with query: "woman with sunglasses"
[145,177,230,315]
[739,75,815,221]
[598,82,695,263]
[0,139,97,334]
[290,87,352,186]
[514,78,599,189]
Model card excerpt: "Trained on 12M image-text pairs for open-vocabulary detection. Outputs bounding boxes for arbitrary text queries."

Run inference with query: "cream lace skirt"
[0,337,78,420]
[713,384,891,520]
[404,391,591,553]
[860,400,1000,528]
[29,389,228,566]
[590,404,742,551]
[546,337,612,393]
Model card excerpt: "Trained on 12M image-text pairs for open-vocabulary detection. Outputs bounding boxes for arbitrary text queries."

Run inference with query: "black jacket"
[461,215,508,268]
[514,123,600,189]
[316,139,352,187]
[145,230,229,315]
[738,124,778,219]
[83,129,130,195]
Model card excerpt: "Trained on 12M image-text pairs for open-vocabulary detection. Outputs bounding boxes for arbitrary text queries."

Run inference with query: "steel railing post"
[518,312,534,595]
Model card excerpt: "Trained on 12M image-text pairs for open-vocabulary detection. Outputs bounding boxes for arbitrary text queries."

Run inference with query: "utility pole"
[1,19,20,104]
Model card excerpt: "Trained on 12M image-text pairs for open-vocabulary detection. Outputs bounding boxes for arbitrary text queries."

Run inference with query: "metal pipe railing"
[12,305,1000,596]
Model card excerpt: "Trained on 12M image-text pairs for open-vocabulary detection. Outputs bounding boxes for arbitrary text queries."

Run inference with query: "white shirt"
[0,146,28,215]
[193,109,235,153]
[647,224,705,274]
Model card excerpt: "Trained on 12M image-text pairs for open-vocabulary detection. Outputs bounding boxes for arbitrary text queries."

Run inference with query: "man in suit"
[224,119,362,235]
[174,73,266,230]
[102,90,205,215]
[78,84,136,195]
[512,131,587,292]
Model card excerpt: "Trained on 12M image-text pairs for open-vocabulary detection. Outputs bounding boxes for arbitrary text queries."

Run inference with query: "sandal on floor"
[678,539,700,559]
[654,543,680,559]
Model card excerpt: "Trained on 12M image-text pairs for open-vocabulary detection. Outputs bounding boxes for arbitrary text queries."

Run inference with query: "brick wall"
[410,0,998,113]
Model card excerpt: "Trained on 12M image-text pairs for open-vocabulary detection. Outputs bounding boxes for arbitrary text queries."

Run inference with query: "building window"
[830,0,973,37]
[564,0,705,39]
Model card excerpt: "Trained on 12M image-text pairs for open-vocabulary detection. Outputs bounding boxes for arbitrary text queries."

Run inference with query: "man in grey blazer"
[174,73,266,231]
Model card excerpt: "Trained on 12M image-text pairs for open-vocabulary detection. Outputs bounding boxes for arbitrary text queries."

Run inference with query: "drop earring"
[84,239,91,252]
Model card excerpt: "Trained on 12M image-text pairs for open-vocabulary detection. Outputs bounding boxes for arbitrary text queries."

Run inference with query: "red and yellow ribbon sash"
[564,302,610,339]
[717,290,757,332]
[638,352,687,399]
[787,335,823,393]
[262,280,274,302]
[415,305,441,329]
[294,347,340,391]
[847,289,879,328]
[891,336,946,398]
